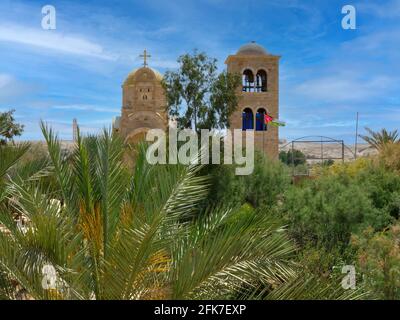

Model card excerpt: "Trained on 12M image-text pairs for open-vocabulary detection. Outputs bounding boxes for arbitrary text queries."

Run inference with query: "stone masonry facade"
[114,42,280,160]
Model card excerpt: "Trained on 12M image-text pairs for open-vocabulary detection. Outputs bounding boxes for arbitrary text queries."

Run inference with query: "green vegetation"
[0,109,24,145]
[207,151,290,210]
[359,127,399,150]
[162,51,241,131]
[352,225,400,300]
[2,123,400,300]
[279,149,306,166]
[0,124,335,300]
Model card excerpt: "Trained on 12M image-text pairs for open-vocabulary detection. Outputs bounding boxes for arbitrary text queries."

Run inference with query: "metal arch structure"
[280,136,356,176]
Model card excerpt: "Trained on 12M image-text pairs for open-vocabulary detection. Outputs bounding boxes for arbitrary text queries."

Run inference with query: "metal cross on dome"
[140,49,151,67]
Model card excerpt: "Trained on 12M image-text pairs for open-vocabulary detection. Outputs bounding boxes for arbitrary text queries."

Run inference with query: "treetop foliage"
[0,109,24,145]
[162,50,241,132]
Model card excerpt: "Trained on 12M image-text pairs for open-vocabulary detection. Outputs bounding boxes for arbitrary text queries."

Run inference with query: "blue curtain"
[256,113,263,131]
[242,112,254,130]
[256,113,267,131]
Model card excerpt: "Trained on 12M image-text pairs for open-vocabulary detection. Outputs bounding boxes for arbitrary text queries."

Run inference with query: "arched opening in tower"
[256,70,267,92]
[242,108,254,130]
[256,108,268,131]
[242,69,255,92]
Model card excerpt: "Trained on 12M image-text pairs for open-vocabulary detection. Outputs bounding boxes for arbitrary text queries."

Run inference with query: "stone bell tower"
[113,50,168,144]
[225,41,280,159]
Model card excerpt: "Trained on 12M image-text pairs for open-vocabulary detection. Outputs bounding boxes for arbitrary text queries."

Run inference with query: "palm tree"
[0,141,29,201]
[0,123,366,300]
[359,127,399,150]
[0,122,300,300]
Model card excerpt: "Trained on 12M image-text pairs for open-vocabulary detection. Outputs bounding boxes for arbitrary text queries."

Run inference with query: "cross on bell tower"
[140,49,151,67]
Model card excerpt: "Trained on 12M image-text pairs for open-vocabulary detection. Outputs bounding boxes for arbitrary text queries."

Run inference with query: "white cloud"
[0,24,116,60]
[294,73,394,102]
[359,0,400,18]
[0,73,13,88]
[0,73,36,101]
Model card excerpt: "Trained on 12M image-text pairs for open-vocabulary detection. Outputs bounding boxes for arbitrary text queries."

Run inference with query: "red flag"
[264,114,273,124]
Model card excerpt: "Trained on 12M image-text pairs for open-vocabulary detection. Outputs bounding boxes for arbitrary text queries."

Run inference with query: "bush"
[377,142,400,174]
[244,152,291,209]
[206,151,290,210]
[326,157,372,177]
[280,174,393,250]
[205,163,248,208]
[355,165,400,219]
[352,225,400,300]
[296,244,355,279]
[322,157,400,219]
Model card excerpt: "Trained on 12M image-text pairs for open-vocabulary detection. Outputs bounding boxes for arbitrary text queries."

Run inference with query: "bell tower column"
[225,42,280,160]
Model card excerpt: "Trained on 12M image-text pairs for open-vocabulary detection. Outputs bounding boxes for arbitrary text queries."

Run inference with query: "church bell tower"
[225,42,280,159]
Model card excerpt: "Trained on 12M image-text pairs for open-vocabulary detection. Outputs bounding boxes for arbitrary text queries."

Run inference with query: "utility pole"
[73,118,78,142]
[354,112,359,159]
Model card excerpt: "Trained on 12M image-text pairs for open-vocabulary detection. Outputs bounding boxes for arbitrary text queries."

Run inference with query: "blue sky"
[0,0,399,143]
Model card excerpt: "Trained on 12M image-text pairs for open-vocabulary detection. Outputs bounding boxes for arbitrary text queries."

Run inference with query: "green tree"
[359,127,399,151]
[0,142,30,202]
[279,149,306,166]
[162,51,241,131]
[0,109,24,145]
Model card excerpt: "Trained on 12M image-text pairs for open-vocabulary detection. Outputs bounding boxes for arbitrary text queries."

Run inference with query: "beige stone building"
[114,42,280,159]
[113,51,168,144]
[225,42,280,159]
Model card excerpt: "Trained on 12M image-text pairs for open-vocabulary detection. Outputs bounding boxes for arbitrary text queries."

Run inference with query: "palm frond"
[170,206,296,299]
[359,127,399,150]
[264,273,368,300]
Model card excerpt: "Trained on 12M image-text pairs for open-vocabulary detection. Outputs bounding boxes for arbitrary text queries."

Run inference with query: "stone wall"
[225,54,280,160]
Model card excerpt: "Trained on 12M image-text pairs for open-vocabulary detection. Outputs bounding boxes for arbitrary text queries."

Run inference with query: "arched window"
[242,69,255,92]
[242,108,254,131]
[256,108,267,131]
[256,70,267,92]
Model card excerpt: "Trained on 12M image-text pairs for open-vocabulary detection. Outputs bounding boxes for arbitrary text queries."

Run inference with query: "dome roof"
[237,42,268,55]
[124,66,163,85]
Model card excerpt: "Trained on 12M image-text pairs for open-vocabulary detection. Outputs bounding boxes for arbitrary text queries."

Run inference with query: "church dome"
[123,66,163,86]
[237,42,268,55]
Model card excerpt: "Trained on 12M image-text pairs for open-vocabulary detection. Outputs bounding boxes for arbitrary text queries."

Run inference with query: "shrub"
[353,165,400,220]
[296,244,356,280]
[376,142,400,174]
[206,151,290,210]
[244,152,291,209]
[352,225,400,300]
[326,157,372,177]
[280,174,393,250]
[279,149,306,166]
